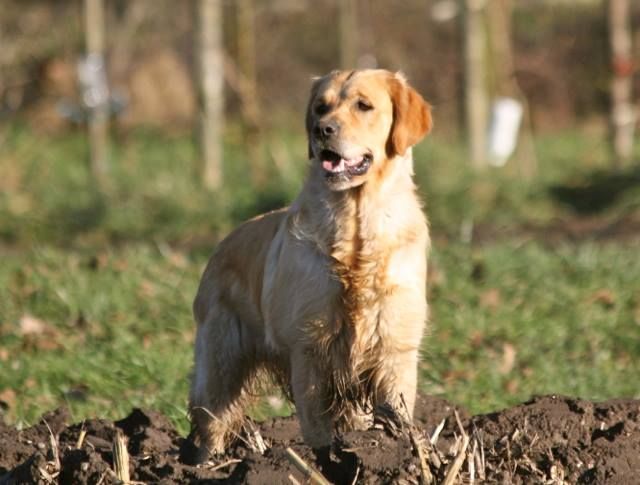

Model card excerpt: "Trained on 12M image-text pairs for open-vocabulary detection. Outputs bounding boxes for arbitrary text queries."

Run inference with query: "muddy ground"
[1,393,639,484]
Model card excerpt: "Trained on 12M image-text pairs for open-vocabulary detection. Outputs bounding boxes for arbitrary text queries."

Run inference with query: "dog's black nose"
[317,120,340,138]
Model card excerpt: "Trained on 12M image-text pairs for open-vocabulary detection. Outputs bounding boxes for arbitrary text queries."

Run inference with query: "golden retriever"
[188,69,432,459]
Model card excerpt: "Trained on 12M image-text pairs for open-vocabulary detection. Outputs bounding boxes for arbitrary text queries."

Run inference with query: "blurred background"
[1,0,639,433]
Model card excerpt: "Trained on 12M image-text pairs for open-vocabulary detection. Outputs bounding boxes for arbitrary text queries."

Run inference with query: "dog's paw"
[373,402,410,436]
[179,431,210,465]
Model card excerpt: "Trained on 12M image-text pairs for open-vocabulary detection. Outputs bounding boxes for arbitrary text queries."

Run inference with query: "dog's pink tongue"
[322,159,346,173]
[322,156,364,173]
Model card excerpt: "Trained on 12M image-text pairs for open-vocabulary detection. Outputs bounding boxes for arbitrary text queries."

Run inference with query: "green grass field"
[1,123,639,434]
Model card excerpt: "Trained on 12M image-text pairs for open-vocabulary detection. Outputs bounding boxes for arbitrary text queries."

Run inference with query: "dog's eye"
[357,100,373,112]
[315,102,330,115]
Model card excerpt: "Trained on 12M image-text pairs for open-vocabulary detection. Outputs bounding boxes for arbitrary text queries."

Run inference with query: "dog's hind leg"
[290,347,333,449]
[188,305,259,461]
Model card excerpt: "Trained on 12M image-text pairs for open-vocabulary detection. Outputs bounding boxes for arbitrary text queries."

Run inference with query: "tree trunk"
[608,0,635,167]
[464,0,488,170]
[236,0,259,126]
[339,0,358,69]
[84,0,109,187]
[196,0,224,190]
[486,0,513,97]
[486,0,537,178]
[236,0,265,186]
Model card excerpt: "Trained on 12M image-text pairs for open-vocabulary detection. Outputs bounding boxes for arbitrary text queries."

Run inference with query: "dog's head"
[306,69,432,191]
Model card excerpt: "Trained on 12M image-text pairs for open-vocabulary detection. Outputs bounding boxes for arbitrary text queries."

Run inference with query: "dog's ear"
[386,73,432,158]
[305,76,324,160]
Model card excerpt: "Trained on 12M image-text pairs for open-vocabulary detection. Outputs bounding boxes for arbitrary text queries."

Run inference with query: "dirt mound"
[1,394,639,484]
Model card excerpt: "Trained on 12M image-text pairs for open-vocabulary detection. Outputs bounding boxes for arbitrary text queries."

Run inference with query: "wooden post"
[236,0,259,126]
[196,0,224,190]
[486,0,513,97]
[486,0,537,178]
[339,0,358,69]
[608,0,635,167]
[464,0,488,170]
[236,0,265,186]
[83,0,109,187]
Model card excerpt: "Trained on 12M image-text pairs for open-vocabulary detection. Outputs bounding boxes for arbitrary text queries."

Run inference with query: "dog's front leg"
[290,347,333,449]
[377,286,426,421]
[386,348,420,420]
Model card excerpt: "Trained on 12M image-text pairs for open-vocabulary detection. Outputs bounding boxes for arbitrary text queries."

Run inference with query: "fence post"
[485,0,537,178]
[608,0,635,167]
[83,0,109,187]
[236,0,265,186]
[196,0,224,190]
[339,0,358,69]
[464,0,488,170]
[236,0,259,126]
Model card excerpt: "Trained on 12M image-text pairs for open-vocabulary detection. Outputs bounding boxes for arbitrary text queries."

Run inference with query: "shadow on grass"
[549,165,640,214]
[0,195,108,246]
[47,196,107,237]
[230,185,291,223]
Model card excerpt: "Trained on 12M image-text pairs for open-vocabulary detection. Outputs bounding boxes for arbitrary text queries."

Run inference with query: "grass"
[0,244,199,431]
[423,241,640,412]
[0,122,639,434]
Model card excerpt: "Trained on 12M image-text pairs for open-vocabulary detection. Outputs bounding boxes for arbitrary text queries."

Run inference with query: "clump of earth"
[1,393,639,484]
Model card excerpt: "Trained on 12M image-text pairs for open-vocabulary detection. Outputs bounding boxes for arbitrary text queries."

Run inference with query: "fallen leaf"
[19,314,46,335]
[480,288,501,311]
[589,289,616,309]
[113,259,129,272]
[182,328,195,342]
[0,388,16,410]
[157,242,188,268]
[498,342,517,375]
[427,263,446,291]
[437,329,452,343]
[142,334,153,349]
[138,280,157,298]
[470,330,485,348]
[19,314,61,351]
[443,369,475,384]
[504,379,519,395]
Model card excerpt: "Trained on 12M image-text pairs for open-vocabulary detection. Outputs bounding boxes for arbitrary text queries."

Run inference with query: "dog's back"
[193,208,287,328]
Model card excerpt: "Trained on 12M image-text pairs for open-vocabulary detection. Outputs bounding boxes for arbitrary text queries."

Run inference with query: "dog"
[188,69,432,459]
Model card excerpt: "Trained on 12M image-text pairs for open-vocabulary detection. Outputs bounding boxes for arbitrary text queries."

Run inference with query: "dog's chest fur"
[300,177,428,414]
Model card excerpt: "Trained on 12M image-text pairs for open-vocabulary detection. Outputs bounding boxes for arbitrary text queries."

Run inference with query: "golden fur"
[189,69,432,458]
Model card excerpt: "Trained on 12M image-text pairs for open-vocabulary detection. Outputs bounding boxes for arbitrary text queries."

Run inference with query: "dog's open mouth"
[320,149,372,177]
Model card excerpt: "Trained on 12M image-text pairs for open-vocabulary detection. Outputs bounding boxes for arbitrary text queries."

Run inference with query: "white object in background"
[78,53,109,110]
[431,0,459,22]
[487,97,523,167]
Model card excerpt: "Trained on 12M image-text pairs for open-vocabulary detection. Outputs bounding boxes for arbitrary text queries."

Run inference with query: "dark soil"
[1,394,639,484]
